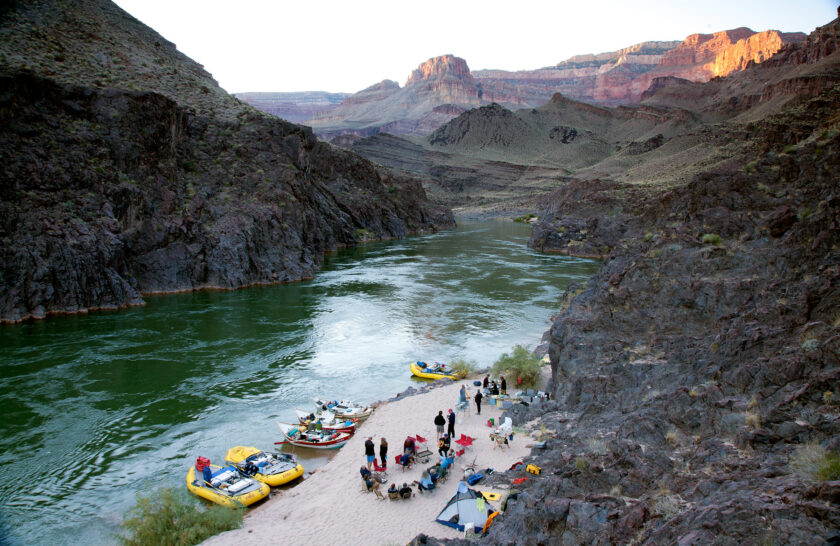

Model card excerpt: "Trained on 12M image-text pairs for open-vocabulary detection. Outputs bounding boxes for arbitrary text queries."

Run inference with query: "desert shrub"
[513,213,537,223]
[701,233,722,245]
[491,345,543,388]
[744,410,761,429]
[653,493,680,517]
[448,358,477,379]
[118,487,243,546]
[801,338,820,352]
[573,456,589,470]
[791,443,840,482]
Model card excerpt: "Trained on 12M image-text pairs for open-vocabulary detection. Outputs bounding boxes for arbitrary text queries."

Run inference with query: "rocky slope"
[412,15,840,546]
[0,0,453,323]
[235,91,350,123]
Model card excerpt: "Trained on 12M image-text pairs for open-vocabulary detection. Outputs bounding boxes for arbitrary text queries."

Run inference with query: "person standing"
[459,384,467,404]
[447,408,456,439]
[500,376,507,395]
[379,437,388,467]
[483,375,489,389]
[434,411,446,439]
[475,390,483,415]
[364,437,375,470]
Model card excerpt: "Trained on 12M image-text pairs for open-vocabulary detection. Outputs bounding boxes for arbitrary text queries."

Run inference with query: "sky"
[113,0,837,94]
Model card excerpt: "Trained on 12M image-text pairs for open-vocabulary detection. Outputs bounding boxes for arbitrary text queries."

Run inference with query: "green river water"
[0,219,598,545]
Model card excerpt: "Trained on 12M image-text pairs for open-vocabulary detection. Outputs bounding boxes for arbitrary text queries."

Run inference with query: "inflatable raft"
[186,463,269,507]
[410,361,458,380]
[224,446,304,487]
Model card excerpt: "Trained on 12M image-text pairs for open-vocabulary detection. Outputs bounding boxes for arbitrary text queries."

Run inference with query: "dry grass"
[744,410,761,429]
[574,456,590,471]
[791,442,840,481]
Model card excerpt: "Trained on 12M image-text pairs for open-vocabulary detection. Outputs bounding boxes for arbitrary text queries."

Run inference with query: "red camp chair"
[373,458,388,473]
[455,434,474,450]
[414,434,429,451]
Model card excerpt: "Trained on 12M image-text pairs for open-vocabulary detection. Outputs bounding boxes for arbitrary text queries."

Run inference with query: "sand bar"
[205,379,532,545]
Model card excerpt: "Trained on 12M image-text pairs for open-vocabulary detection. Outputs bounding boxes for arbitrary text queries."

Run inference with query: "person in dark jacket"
[500,376,507,395]
[438,433,451,457]
[365,437,375,470]
[434,410,446,439]
[447,408,456,438]
[379,437,388,467]
[483,375,489,389]
[475,390,483,415]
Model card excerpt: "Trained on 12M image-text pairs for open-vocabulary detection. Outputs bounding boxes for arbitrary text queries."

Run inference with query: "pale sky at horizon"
[113,0,837,95]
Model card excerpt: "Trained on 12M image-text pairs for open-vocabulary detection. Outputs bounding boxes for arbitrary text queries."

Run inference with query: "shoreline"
[205,378,537,545]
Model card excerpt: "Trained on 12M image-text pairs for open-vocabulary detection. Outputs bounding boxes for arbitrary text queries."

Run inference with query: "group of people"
[358,373,514,502]
[387,482,413,500]
[364,436,388,470]
[433,409,456,439]
[482,375,507,396]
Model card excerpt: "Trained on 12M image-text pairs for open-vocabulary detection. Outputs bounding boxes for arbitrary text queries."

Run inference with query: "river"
[0,219,598,544]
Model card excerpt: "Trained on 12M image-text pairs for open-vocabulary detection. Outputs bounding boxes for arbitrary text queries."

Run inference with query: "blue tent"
[435,482,494,532]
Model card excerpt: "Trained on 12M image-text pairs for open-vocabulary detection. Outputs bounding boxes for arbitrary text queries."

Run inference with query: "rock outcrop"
[307,55,483,139]
[474,28,806,107]
[0,0,453,323]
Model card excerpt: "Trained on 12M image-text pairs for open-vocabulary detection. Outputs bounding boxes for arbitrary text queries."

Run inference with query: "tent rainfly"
[435,481,495,532]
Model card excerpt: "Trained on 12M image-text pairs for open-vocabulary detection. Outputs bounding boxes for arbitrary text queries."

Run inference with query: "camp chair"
[387,488,399,500]
[463,456,478,480]
[372,458,388,474]
[432,464,449,484]
[455,434,474,451]
[490,432,509,449]
[395,454,413,471]
[414,434,429,451]
[363,478,385,500]
[455,449,465,458]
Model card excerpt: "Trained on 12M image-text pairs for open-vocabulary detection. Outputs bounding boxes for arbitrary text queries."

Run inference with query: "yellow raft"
[410,361,459,380]
[186,464,269,507]
[224,446,304,487]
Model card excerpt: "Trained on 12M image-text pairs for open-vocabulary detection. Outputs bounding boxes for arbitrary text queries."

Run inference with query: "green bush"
[513,213,537,223]
[491,345,543,389]
[118,487,243,546]
[448,358,477,379]
[791,443,840,482]
[701,233,722,245]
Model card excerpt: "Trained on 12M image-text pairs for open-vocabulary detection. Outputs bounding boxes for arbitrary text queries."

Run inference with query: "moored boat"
[311,398,373,420]
[293,409,356,434]
[186,462,269,507]
[410,360,459,380]
[276,422,352,449]
[224,446,304,487]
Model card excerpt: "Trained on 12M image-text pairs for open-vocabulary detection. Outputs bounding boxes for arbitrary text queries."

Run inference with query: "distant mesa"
[241,28,805,139]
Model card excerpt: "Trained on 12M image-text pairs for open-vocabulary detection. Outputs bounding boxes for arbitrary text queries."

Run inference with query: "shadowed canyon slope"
[0,0,453,323]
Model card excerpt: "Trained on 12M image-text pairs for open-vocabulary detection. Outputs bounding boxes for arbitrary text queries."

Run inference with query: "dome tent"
[435,481,496,532]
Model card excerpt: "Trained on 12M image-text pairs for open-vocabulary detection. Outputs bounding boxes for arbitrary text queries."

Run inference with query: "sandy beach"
[205,379,533,546]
